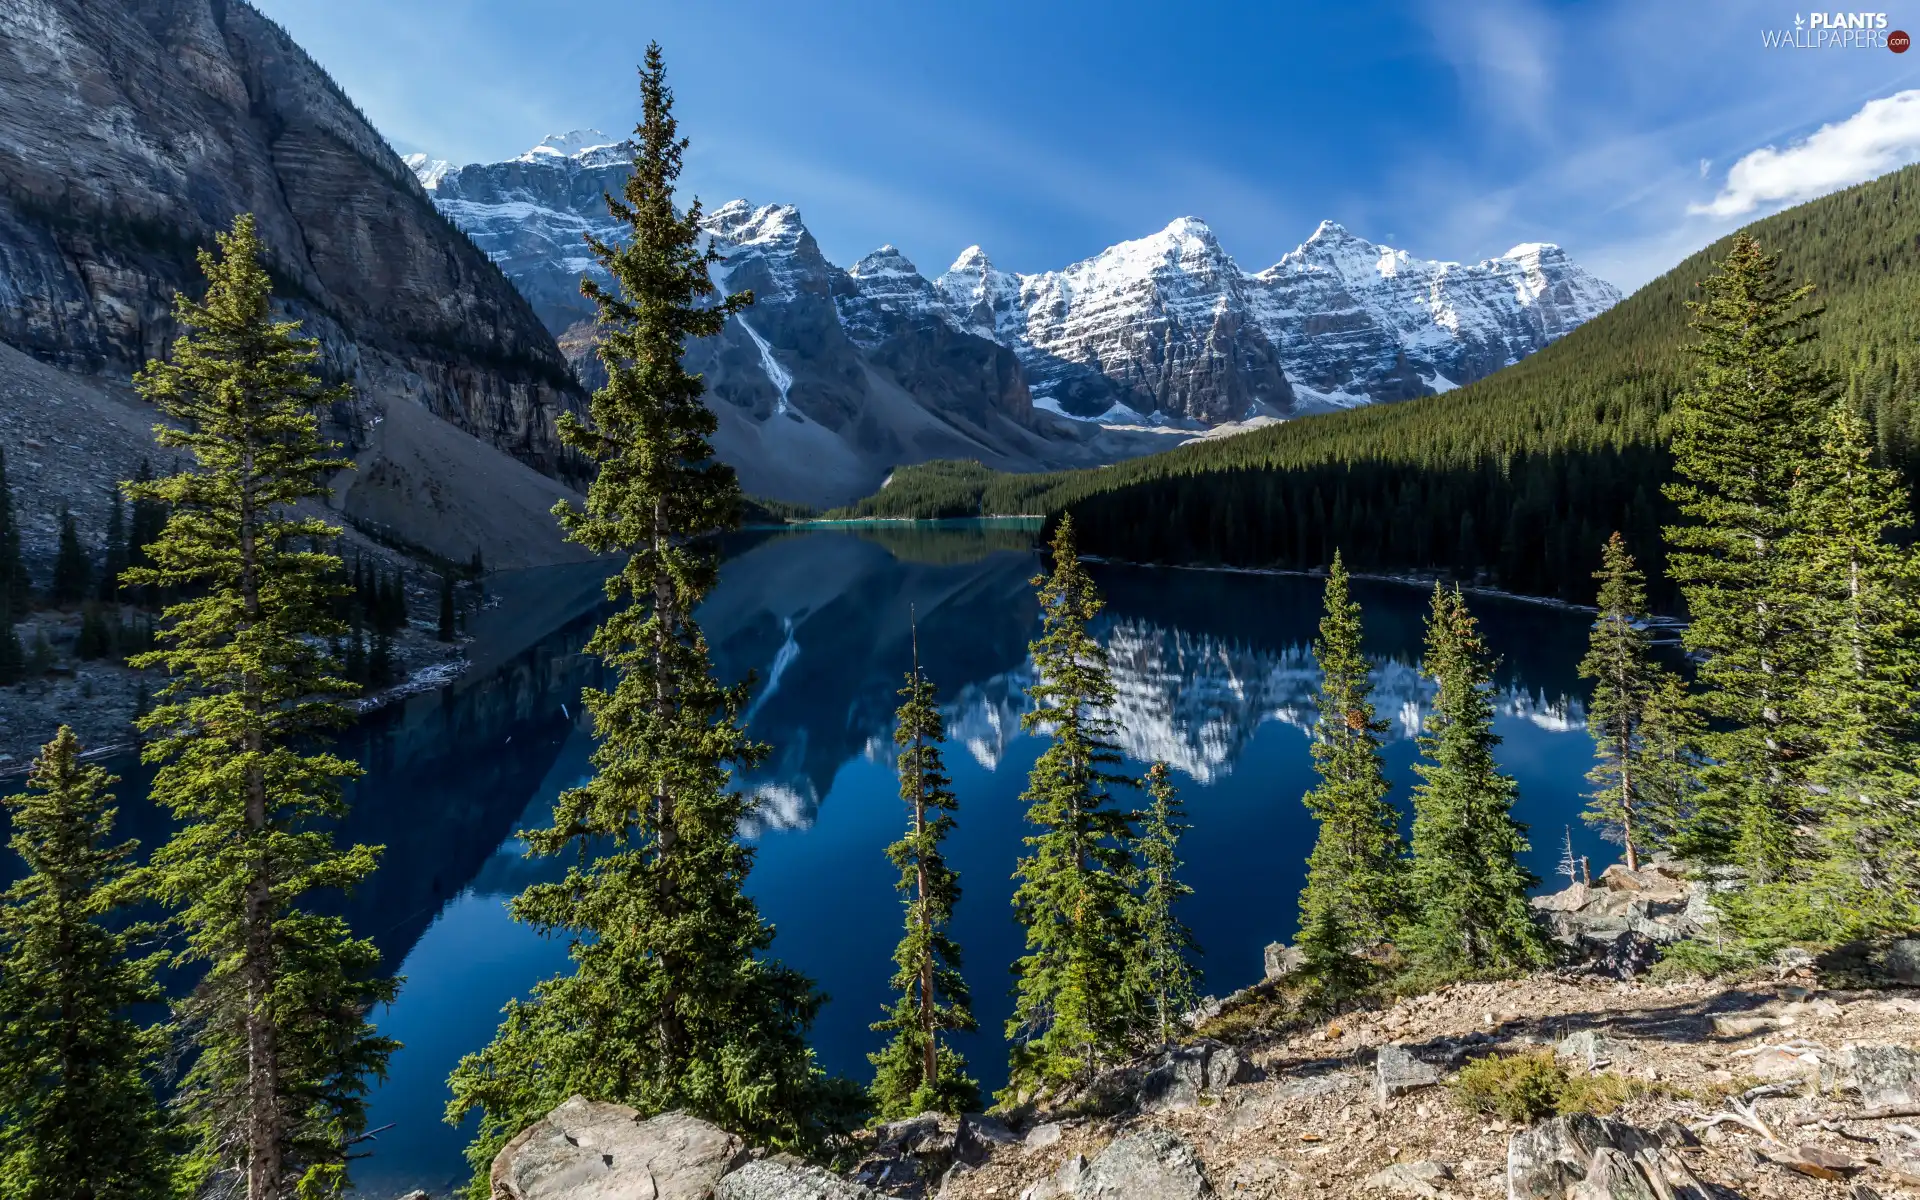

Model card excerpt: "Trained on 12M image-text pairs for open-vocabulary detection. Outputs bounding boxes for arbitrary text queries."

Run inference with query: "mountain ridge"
[417,133,1619,423]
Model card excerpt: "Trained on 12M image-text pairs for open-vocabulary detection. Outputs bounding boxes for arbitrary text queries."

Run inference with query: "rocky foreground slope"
[478,866,1920,1200]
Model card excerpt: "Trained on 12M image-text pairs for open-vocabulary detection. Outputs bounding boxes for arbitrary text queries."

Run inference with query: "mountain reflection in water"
[13,527,1610,1198]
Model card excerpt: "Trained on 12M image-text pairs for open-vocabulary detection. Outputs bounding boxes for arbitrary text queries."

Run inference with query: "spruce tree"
[1404,585,1546,977]
[1298,552,1405,954]
[0,448,25,613]
[50,508,87,606]
[0,728,170,1200]
[368,628,395,687]
[127,213,395,1200]
[446,47,849,1191]
[1006,515,1137,1094]
[1776,399,1920,939]
[437,572,456,642]
[1577,533,1690,870]
[868,629,977,1119]
[1133,761,1200,1045]
[125,459,166,610]
[1662,235,1829,880]
[99,490,127,603]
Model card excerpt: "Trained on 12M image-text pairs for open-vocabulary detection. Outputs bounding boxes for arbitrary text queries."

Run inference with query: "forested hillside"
[830,164,1920,608]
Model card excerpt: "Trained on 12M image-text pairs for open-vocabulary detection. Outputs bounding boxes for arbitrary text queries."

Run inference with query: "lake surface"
[33,526,1621,1197]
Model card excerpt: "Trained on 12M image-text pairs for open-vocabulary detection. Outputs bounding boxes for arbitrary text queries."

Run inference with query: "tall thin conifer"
[1298,552,1405,952]
[868,616,977,1118]
[1006,515,1136,1095]
[127,213,395,1200]
[447,46,849,1192]
[1405,585,1546,976]
[1133,762,1200,1044]
[0,728,170,1200]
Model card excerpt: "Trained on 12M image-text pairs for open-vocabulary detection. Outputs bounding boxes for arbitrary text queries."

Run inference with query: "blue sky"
[253,0,1920,290]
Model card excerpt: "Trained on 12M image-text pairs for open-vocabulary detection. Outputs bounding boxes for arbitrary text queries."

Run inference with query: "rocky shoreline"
[468,865,1920,1200]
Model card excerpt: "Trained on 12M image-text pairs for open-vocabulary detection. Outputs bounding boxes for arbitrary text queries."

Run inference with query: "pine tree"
[1774,399,1920,939]
[1404,585,1546,977]
[446,48,850,1192]
[344,613,367,685]
[1663,235,1830,880]
[868,626,977,1119]
[74,605,111,661]
[126,213,396,1200]
[1006,515,1137,1094]
[437,572,456,642]
[0,727,171,1200]
[50,508,87,606]
[1577,533,1690,870]
[1133,761,1200,1045]
[1298,552,1406,955]
[98,490,127,603]
[125,459,166,610]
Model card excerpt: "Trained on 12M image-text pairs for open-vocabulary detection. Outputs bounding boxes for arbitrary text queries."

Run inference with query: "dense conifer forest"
[828,164,1920,609]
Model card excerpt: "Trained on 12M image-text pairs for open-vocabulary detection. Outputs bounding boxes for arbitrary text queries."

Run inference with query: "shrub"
[1451,1051,1663,1123]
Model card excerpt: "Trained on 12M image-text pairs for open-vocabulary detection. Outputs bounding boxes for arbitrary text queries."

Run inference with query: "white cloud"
[1692,89,1920,217]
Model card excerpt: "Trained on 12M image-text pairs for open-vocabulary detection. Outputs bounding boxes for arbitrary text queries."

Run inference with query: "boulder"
[1025,1122,1065,1150]
[1375,1044,1444,1105]
[1363,1161,1452,1198]
[1019,1154,1088,1200]
[1567,1148,1655,1200]
[1836,1042,1920,1112]
[956,1112,1021,1164]
[1555,1030,1627,1069]
[1265,941,1304,978]
[1583,931,1661,980]
[1138,1040,1256,1112]
[1506,1114,1658,1200]
[718,1158,880,1199]
[876,1112,949,1155]
[1074,1128,1212,1199]
[1883,939,1920,986]
[489,1098,744,1200]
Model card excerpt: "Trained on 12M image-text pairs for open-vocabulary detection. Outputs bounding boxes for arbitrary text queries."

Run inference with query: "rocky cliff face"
[0,0,585,479]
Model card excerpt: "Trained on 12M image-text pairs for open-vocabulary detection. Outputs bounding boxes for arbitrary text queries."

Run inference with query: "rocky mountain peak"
[849,244,921,279]
[401,152,455,189]
[517,128,622,161]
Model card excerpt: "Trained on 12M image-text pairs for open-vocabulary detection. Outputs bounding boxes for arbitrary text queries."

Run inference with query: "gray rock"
[1507,1114,1658,1200]
[1556,1030,1628,1069]
[1651,1120,1698,1149]
[876,1112,948,1155]
[1567,1149,1656,1200]
[1583,931,1661,980]
[489,1097,744,1200]
[718,1158,880,1200]
[1074,1128,1211,1199]
[1364,1161,1453,1198]
[1020,1154,1087,1200]
[1265,941,1305,978]
[1375,1044,1444,1105]
[1138,1039,1256,1112]
[956,1112,1021,1164]
[1837,1042,1920,1111]
[1883,939,1920,985]
[1025,1122,1065,1149]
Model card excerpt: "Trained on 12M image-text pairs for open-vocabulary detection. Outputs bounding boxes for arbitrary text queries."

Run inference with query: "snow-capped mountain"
[408,132,1620,499]
[1249,221,1623,408]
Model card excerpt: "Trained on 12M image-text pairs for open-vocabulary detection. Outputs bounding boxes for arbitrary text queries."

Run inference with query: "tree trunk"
[239,463,282,1200]
[650,497,685,1082]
